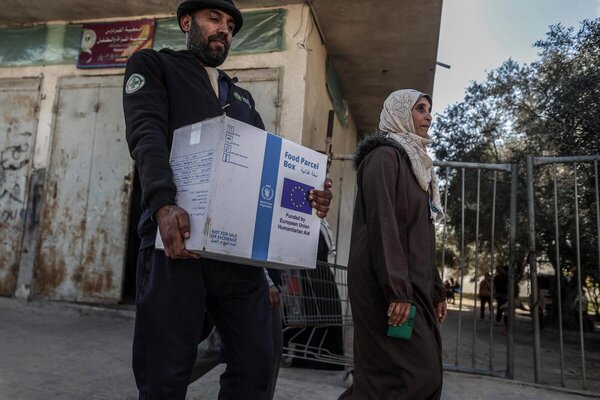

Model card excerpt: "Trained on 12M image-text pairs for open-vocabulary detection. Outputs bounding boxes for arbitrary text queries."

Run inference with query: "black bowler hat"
[177,0,243,36]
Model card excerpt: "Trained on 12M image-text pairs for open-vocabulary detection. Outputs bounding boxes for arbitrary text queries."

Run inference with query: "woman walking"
[339,89,447,400]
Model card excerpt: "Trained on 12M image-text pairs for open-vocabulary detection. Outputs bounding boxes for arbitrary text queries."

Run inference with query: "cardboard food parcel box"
[156,115,327,270]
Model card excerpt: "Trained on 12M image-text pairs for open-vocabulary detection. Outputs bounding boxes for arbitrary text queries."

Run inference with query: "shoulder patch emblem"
[125,74,145,94]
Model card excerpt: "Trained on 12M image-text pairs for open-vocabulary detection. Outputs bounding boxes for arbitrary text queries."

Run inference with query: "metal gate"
[434,161,517,379]
[0,77,40,296]
[34,75,133,304]
[327,155,519,379]
[328,153,600,394]
[526,155,600,393]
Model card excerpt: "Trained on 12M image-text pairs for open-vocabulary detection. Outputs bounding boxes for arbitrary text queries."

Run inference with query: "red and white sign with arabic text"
[78,19,155,68]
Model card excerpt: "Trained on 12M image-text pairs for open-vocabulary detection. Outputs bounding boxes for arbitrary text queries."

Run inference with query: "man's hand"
[309,178,333,218]
[436,301,447,323]
[155,205,200,259]
[387,302,412,326]
[268,286,281,309]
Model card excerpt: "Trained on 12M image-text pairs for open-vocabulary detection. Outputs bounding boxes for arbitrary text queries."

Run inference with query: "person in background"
[444,280,452,304]
[339,89,447,400]
[123,0,332,398]
[494,265,509,325]
[447,278,456,304]
[452,278,461,299]
[478,272,493,320]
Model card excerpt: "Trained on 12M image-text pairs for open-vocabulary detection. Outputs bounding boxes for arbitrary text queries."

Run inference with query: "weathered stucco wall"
[223,4,307,144]
[0,5,310,169]
[301,7,358,265]
[0,66,124,170]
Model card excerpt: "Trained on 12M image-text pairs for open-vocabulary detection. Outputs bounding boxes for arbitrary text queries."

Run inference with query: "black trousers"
[189,306,283,400]
[495,296,507,323]
[479,296,491,319]
[132,248,273,400]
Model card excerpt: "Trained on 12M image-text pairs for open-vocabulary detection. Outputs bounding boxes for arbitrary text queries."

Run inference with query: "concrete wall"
[300,7,358,265]
[0,5,312,169]
[222,4,307,144]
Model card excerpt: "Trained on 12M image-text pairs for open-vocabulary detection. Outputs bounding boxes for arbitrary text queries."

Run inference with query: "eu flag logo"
[281,178,313,215]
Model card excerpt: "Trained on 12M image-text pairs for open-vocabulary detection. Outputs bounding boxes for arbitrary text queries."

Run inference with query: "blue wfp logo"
[261,185,275,201]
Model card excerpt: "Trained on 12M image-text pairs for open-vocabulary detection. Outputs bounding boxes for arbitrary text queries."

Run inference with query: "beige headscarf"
[379,89,444,221]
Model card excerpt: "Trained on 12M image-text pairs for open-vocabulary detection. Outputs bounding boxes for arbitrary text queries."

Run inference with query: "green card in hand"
[387,305,416,340]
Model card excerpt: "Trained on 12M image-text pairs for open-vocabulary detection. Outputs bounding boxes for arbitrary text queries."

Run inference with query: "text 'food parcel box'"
[156,115,327,270]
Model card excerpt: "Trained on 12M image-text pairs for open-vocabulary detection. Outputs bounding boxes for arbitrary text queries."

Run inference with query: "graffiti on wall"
[0,131,31,223]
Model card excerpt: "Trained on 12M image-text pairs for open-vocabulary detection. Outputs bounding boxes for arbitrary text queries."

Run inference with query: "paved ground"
[441,298,600,393]
[0,297,597,400]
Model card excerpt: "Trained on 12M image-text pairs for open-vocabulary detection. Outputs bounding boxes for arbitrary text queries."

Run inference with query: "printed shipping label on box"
[156,115,327,270]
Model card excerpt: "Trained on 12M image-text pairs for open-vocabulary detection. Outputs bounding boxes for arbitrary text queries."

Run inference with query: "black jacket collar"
[353,133,407,170]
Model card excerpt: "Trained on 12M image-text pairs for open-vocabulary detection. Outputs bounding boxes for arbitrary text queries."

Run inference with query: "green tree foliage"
[432,19,600,328]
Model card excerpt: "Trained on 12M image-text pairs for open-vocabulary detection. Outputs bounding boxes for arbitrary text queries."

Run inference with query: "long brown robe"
[339,135,446,400]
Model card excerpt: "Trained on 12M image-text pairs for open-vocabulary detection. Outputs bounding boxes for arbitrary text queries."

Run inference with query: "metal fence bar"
[526,156,541,383]
[489,171,498,372]
[472,169,481,368]
[434,160,512,172]
[595,160,600,353]
[572,163,588,390]
[489,259,495,372]
[506,164,517,379]
[443,365,503,377]
[552,163,566,387]
[533,155,600,166]
[440,168,450,284]
[490,171,497,290]
[455,167,466,367]
[439,168,450,338]
[489,223,496,372]
[333,159,346,266]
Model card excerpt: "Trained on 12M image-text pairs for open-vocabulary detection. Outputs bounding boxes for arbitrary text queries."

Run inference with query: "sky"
[432,0,600,117]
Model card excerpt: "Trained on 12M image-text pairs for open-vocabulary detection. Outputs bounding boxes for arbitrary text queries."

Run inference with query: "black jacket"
[123,48,265,217]
[123,48,281,285]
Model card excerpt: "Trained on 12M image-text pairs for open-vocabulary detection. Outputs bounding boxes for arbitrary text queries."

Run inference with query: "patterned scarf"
[379,89,444,221]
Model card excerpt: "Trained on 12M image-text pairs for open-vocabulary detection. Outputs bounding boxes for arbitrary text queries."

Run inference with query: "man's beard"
[187,19,230,67]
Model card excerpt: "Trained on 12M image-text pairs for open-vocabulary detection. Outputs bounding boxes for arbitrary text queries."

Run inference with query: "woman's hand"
[387,302,412,326]
[436,301,447,323]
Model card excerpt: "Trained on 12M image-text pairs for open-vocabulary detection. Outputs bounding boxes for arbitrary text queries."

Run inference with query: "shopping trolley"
[280,261,354,386]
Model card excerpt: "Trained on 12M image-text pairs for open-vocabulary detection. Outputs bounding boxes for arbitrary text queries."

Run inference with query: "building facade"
[0,0,442,304]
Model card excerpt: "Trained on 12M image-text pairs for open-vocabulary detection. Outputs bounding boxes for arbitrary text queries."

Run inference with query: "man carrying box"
[123,1,333,399]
